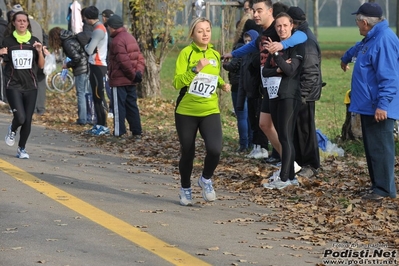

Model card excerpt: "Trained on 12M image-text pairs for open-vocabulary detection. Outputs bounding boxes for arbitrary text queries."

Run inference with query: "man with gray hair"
[341,2,399,201]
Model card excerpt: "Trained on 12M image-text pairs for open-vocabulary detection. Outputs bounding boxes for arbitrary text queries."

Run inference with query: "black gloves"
[134,71,143,83]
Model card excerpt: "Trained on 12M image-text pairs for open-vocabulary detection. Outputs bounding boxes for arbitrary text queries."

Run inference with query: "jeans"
[361,115,396,198]
[75,73,88,124]
[231,91,252,148]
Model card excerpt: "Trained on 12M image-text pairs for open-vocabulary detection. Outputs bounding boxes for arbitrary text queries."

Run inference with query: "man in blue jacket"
[341,2,399,201]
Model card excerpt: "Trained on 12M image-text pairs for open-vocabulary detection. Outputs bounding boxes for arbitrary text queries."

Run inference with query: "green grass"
[161,27,361,141]
[159,27,399,156]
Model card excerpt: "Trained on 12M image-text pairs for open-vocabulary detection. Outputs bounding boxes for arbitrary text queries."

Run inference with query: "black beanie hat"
[107,14,123,29]
[84,6,99,20]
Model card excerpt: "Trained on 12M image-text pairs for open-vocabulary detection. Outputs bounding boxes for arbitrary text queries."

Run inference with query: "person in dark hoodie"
[287,6,323,178]
[236,29,269,159]
[222,28,253,153]
[48,27,89,125]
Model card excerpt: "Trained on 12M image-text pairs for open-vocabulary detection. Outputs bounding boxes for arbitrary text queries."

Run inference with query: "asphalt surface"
[0,113,326,266]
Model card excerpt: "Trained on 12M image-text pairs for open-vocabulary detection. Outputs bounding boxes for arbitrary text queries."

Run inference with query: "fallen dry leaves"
[5,93,398,250]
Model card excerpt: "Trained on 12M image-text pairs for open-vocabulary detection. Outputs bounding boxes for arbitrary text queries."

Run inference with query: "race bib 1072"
[188,72,218,98]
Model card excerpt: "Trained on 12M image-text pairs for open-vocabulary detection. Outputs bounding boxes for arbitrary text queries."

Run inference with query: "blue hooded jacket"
[346,20,399,119]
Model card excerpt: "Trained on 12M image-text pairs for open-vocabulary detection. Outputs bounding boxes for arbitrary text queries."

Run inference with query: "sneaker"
[253,148,268,159]
[179,188,193,206]
[269,163,301,182]
[91,125,110,136]
[16,147,29,159]
[86,125,98,134]
[297,166,317,178]
[236,146,248,153]
[361,192,384,201]
[5,125,16,146]
[263,179,292,189]
[247,145,265,159]
[269,169,281,182]
[198,177,216,202]
[246,145,259,158]
[264,156,281,164]
[290,177,299,186]
[132,134,142,141]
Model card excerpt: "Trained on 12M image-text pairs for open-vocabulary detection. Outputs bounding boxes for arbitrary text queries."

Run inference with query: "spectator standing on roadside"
[3,11,45,159]
[222,31,253,153]
[262,12,305,190]
[173,17,231,206]
[101,9,114,118]
[107,14,145,139]
[48,27,89,125]
[84,6,109,136]
[286,7,323,178]
[341,3,399,201]
[236,30,264,157]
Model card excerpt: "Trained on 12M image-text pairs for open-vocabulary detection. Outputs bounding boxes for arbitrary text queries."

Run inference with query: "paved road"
[0,114,325,266]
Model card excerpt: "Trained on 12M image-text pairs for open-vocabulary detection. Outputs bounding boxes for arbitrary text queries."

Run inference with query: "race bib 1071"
[12,50,33,70]
[188,72,218,98]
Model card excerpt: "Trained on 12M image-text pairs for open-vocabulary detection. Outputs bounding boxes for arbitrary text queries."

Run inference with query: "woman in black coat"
[48,27,89,125]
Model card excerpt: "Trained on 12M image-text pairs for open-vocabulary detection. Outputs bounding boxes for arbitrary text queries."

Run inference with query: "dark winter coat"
[222,43,244,90]
[296,21,323,101]
[108,27,145,87]
[60,30,89,76]
[236,51,261,111]
[0,17,8,46]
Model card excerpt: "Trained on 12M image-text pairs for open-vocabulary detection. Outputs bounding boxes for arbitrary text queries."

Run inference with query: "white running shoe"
[5,125,16,146]
[179,188,193,206]
[198,177,216,202]
[246,145,259,158]
[16,147,29,159]
[253,148,268,159]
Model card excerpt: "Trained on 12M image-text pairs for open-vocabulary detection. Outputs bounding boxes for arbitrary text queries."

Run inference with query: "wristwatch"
[191,67,198,74]
[274,52,279,56]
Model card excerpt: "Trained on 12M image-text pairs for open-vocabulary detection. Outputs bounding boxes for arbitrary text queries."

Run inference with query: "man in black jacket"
[287,7,323,177]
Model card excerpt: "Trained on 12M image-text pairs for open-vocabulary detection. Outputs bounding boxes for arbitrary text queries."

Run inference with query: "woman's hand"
[43,46,50,56]
[0,47,7,56]
[195,58,210,72]
[32,41,43,53]
[221,83,231,93]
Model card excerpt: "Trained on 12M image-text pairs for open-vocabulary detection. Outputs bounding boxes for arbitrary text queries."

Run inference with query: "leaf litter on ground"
[9,94,398,250]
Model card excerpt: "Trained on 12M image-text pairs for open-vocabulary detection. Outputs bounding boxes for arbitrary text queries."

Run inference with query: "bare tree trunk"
[313,0,318,38]
[139,50,161,98]
[385,0,389,24]
[335,0,342,27]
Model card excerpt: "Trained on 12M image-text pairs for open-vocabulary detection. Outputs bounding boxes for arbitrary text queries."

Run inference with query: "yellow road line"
[0,159,211,266]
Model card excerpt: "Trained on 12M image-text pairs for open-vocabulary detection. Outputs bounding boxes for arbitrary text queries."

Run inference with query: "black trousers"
[293,101,320,169]
[175,113,222,188]
[89,64,107,126]
[6,88,37,149]
[270,98,300,181]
